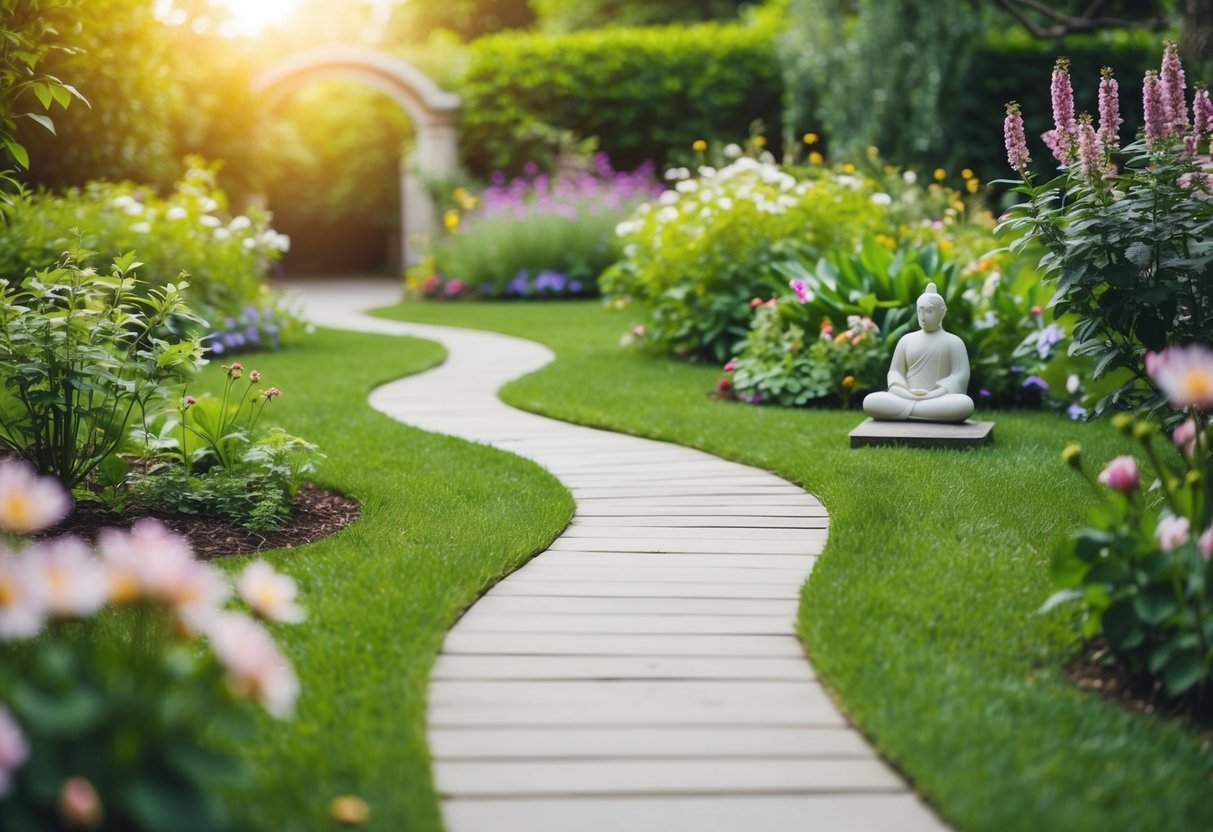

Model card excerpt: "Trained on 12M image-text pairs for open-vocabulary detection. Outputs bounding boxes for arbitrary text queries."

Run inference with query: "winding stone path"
[291,279,948,832]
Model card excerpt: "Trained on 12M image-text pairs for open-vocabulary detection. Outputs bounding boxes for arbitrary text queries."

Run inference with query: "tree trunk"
[1181,0,1213,83]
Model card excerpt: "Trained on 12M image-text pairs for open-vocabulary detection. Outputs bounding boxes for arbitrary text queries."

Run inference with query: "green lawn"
[196,327,574,831]
[372,298,1213,832]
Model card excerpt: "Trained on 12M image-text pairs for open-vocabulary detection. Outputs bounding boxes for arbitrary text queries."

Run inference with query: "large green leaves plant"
[0,247,205,487]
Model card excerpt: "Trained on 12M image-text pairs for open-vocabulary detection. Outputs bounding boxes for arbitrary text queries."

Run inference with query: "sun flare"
[216,0,303,37]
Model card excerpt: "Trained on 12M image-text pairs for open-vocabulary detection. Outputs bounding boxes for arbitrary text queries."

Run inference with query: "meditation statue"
[862,282,974,422]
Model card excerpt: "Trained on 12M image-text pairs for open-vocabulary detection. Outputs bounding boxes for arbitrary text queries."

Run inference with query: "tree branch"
[991,0,1169,37]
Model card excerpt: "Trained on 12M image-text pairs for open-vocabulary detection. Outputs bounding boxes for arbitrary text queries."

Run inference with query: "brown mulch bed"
[39,483,361,560]
[1066,640,1213,734]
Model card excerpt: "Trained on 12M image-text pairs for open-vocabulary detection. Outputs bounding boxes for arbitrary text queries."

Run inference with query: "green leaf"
[32,81,52,109]
[1162,648,1205,697]
[22,111,53,134]
[1102,598,1144,652]
[3,138,29,169]
[1131,583,1179,626]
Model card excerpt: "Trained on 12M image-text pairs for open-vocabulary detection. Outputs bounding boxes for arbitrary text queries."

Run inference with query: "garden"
[1,0,1213,830]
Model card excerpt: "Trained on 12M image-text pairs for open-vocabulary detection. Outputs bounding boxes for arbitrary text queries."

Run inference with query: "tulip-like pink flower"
[0,460,72,535]
[1156,514,1191,553]
[1097,67,1122,151]
[723,359,737,373]
[1004,102,1031,173]
[26,536,109,620]
[1199,526,1213,559]
[59,776,103,829]
[1172,418,1198,455]
[0,706,27,797]
[1160,41,1188,132]
[1143,71,1167,142]
[1051,58,1077,152]
[1145,344,1213,410]
[204,612,300,718]
[789,278,812,304]
[0,554,45,641]
[1098,455,1140,492]
[237,561,305,624]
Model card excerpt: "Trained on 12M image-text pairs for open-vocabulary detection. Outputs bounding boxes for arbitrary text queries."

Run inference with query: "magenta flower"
[1004,102,1031,173]
[1200,526,1213,559]
[1145,344,1213,410]
[1051,58,1077,151]
[1041,129,1066,166]
[1160,41,1188,132]
[1193,86,1212,137]
[1097,455,1140,492]
[1172,418,1198,455]
[1097,67,1122,151]
[1143,71,1167,142]
[789,278,812,304]
[723,359,737,373]
[1156,514,1191,553]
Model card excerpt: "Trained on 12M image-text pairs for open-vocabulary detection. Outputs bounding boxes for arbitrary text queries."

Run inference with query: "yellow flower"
[692,139,707,152]
[842,375,856,389]
[866,145,879,156]
[443,209,459,232]
[951,200,965,213]
[330,796,370,826]
[453,187,469,201]
[833,331,850,345]
[965,178,979,194]
[753,135,767,147]
[933,168,946,181]
[875,234,897,249]
[802,132,819,145]
[841,163,855,174]
[961,168,974,179]
[808,151,824,164]
[939,239,954,253]
[1061,443,1082,467]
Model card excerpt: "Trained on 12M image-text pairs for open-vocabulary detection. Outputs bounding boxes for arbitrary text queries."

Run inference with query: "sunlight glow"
[215,0,303,37]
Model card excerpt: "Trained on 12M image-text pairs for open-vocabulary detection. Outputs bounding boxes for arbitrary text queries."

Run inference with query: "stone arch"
[253,45,461,267]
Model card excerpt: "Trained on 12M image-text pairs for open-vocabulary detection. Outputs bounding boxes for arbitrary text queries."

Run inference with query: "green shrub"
[458,19,783,176]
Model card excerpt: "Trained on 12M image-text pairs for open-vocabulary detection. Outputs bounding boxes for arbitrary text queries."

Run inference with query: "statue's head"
[916,282,946,332]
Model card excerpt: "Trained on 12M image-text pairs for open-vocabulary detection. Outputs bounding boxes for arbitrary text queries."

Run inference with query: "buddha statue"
[862,282,974,422]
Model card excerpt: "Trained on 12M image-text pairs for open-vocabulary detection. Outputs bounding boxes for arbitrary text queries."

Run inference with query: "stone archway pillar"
[402,113,459,266]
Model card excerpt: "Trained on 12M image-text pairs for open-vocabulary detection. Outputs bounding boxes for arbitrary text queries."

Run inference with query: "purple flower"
[979,388,991,398]
[1041,129,1066,166]
[523,161,539,177]
[1066,403,1088,421]
[789,278,811,304]
[507,270,531,297]
[568,279,584,294]
[1160,40,1188,132]
[1143,70,1167,143]
[1036,323,1066,359]
[1195,87,1213,137]
[534,270,567,293]
[1022,375,1048,391]
[1050,58,1077,155]
[1004,102,1031,173]
[1097,67,1122,151]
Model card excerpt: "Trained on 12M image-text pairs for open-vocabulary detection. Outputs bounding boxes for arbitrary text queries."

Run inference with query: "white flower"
[237,561,305,624]
[124,202,144,216]
[1156,514,1191,553]
[199,215,221,228]
[110,194,135,208]
[674,179,698,193]
[657,206,679,223]
[268,232,291,252]
[716,197,734,211]
[658,191,679,206]
[26,536,109,619]
[759,151,775,164]
[870,192,892,206]
[0,707,27,797]
[903,170,918,185]
[243,237,256,250]
[213,227,231,241]
[204,612,299,718]
[723,143,742,159]
[166,206,188,220]
[697,166,717,178]
[1066,374,1081,395]
[199,197,219,213]
[229,215,252,231]
[614,219,643,237]
[835,175,861,189]
[0,460,71,534]
[0,555,45,641]
[130,222,151,234]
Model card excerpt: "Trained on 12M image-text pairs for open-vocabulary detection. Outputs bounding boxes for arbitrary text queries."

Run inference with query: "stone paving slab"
[290,279,950,832]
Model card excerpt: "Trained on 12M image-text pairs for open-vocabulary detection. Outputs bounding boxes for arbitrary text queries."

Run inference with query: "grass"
[191,327,574,830]
[374,298,1213,832]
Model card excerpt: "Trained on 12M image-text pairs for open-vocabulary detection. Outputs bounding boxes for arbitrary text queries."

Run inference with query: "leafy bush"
[458,19,783,176]
[0,159,297,351]
[999,44,1213,415]
[409,155,660,299]
[1047,346,1213,707]
[0,250,204,488]
[532,0,749,31]
[0,461,304,832]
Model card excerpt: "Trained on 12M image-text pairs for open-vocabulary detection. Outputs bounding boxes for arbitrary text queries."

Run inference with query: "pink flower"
[1143,71,1167,142]
[1004,102,1031,173]
[749,297,763,308]
[1160,41,1188,132]
[1097,455,1140,492]
[237,561,305,624]
[249,370,261,384]
[1193,87,1212,137]
[789,278,812,304]
[0,554,45,641]
[262,387,281,399]
[58,777,102,828]
[1199,526,1213,559]
[0,706,27,797]
[1156,514,1191,553]
[1077,116,1102,182]
[0,460,72,535]
[723,359,737,373]
[25,536,109,620]
[1097,67,1122,151]
[204,612,299,718]
[1145,344,1213,410]
[1041,129,1066,165]
[1031,306,1043,317]
[182,395,197,409]
[1051,57,1077,152]
[1172,418,1198,455]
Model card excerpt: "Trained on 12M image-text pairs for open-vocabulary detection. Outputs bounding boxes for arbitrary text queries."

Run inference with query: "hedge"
[458,20,784,176]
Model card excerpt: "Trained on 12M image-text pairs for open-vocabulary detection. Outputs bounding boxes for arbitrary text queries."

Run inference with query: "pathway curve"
[291,279,947,832]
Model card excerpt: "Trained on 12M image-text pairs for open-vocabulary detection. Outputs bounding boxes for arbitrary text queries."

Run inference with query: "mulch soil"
[38,483,360,560]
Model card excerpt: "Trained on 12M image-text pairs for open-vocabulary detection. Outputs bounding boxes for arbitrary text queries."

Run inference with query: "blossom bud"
[1111,413,1134,436]
[1133,421,1155,441]
[1098,455,1140,492]
[59,777,103,829]
[1156,514,1191,553]
[1061,443,1083,468]
[250,370,261,383]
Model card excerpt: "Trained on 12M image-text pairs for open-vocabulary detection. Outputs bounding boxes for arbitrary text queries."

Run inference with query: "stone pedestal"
[849,418,994,449]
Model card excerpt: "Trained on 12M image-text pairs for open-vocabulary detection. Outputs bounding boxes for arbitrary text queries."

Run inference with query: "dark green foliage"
[532,0,750,31]
[458,20,783,176]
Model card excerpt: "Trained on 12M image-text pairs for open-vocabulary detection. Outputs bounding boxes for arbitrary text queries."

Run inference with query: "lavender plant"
[998,43,1213,416]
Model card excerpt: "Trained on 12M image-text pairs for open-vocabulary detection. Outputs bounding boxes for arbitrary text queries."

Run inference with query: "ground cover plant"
[378,298,1213,832]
